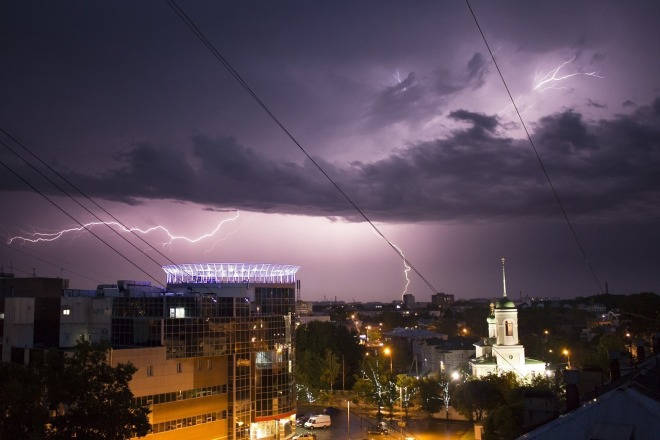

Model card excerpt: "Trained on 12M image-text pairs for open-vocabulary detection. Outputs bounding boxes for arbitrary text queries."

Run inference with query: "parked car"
[293,433,316,439]
[296,415,310,426]
[323,406,340,415]
[366,425,389,435]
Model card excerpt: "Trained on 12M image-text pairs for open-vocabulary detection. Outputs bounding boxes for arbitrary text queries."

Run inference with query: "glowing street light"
[383,347,393,373]
[563,349,571,369]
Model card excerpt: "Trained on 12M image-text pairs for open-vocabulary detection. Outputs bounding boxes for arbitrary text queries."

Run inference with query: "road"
[295,404,473,440]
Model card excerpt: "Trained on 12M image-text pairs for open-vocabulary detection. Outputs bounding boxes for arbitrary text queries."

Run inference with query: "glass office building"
[115,263,300,440]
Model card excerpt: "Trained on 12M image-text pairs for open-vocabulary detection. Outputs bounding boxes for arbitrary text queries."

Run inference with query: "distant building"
[470,259,546,380]
[431,292,454,306]
[295,300,313,316]
[402,294,415,308]
[296,315,331,325]
[576,302,607,314]
[383,327,447,356]
[2,262,300,440]
[415,336,475,376]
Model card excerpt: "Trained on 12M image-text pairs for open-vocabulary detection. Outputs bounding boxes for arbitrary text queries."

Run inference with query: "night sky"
[1,1,659,302]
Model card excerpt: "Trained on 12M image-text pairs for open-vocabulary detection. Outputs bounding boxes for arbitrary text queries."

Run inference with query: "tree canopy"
[295,321,363,394]
[0,340,151,440]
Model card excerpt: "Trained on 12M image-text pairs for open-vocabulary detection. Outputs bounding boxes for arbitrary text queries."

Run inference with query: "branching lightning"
[8,211,241,247]
[533,56,603,91]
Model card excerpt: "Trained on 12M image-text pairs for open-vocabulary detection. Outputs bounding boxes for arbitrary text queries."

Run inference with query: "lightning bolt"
[533,56,603,91]
[7,211,241,247]
[370,228,411,298]
[393,70,402,84]
[392,242,411,298]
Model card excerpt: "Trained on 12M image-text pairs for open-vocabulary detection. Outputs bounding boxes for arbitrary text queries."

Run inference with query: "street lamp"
[383,347,393,373]
[563,349,571,369]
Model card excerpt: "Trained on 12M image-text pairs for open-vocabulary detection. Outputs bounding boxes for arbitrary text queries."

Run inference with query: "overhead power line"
[165,0,439,294]
[1,241,104,284]
[0,144,164,286]
[1,129,222,294]
[0,127,184,271]
[464,0,603,295]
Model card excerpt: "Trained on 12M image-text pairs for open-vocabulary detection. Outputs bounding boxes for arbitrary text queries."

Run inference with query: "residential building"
[1,262,300,440]
[415,336,474,377]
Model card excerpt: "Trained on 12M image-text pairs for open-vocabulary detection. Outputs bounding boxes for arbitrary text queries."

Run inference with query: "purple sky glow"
[1,1,659,301]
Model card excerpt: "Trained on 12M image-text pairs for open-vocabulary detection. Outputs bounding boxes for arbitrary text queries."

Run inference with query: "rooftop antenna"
[501,257,507,298]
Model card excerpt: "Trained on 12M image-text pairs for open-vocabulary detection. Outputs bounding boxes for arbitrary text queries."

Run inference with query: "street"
[295,404,473,440]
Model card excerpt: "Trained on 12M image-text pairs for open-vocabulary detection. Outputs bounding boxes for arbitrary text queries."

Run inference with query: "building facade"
[1,263,300,440]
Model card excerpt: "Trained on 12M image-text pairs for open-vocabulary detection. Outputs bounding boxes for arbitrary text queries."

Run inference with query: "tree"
[483,401,525,440]
[418,378,442,417]
[396,374,418,417]
[295,350,323,401]
[295,321,363,391]
[452,378,505,422]
[483,376,561,439]
[44,339,151,440]
[0,362,48,439]
[320,349,341,391]
[357,355,392,418]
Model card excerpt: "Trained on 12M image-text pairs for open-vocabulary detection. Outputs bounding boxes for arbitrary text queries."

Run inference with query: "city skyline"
[1,1,659,301]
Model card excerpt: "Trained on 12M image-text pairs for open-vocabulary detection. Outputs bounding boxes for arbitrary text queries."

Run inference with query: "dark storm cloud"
[6,99,657,224]
[587,99,606,109]
[366,72,426,127]
[366,53,489,128]
[435,52,489,95]
[448,109,498,133]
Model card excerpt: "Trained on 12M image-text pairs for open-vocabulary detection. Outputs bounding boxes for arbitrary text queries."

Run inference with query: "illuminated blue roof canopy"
[162,263,300,285]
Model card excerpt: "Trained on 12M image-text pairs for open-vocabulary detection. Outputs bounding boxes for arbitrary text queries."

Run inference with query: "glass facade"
[114,265,298,440]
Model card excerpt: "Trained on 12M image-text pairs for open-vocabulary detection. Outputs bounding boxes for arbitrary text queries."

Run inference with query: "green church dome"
[495,299,516,309]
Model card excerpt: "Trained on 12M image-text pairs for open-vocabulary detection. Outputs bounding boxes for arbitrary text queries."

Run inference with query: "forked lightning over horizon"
[7,211,241,248]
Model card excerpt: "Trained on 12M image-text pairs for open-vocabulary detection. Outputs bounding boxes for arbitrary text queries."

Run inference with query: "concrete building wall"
[2,297,35,362]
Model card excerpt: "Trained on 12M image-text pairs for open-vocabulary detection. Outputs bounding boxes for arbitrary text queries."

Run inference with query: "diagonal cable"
[465,0,603,294]
[0,155,163,285]
[165,0,438,294]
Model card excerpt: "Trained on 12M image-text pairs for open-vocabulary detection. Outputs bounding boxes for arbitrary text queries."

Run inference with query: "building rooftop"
[162,263,300,284]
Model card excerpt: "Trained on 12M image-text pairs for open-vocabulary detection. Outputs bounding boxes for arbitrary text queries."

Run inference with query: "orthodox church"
[470,258,546,380]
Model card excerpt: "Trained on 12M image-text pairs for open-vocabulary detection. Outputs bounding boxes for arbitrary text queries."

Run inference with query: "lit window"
[506,321,513,336]
[207,359,213,369]
[62,308,71,316]
[169,307,185,318]
[147,365,153,376]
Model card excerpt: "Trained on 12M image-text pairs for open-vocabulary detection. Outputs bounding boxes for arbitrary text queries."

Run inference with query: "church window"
[506,321,513,336]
